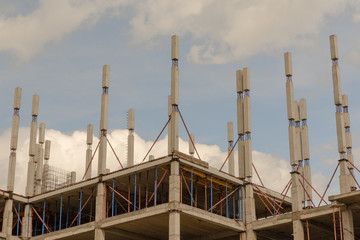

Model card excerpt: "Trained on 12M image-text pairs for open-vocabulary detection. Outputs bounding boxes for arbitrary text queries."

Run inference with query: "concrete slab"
[329,190,360,205]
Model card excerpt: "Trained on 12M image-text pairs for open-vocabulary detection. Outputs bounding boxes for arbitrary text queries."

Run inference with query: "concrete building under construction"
[0,35,359,240]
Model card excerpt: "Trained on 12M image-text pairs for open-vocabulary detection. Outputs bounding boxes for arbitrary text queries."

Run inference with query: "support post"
[244,184,257,239]
[7,87,21,192]
[16,202,20,236]
[22,204,32,238]
[329,35,351,194]
[112,179,115,216]
[210,175,213,213]
[85,124,93,180]
[94,182,106,240]
[226,181,229,218]
[155,166,158,206]
[78,188,82,225]
[284,52,305,239]
[59,194,63,230]
[169,159,181,240]
[170,35,179,153]
[2,199,14,237]
[26,94,39,197]
[98,65,110,176]
[227,121,235,176]
[134,173,137,211]
[127,109,135,167]
[191,167,193,207]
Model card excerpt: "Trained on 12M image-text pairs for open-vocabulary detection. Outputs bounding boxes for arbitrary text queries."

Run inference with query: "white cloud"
[2,0,359,64]
[0,0,127,62]
[128,0,347,64]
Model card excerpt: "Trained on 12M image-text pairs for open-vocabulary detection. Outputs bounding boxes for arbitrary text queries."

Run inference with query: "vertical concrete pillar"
[169,212,181,240]
[35,121,45,195]
[168,95,172,155]
[329,35,352,194]
[341,206,354,240]
[170,35,179,153]
[98,65,110,175]
[291,171,305,240]
[227,122,235,176]
[169,160,181,239]
[7,87,21,192]
[189,134,195,156]
[25,95,39,197]
[85,124,93,180]
[244,184,257,240]
[71,171,76,184]
[169,161,180,202]
[293,220,305,240]
[21,204,32,238]
[95,182,106,240]
[1,199,13,236]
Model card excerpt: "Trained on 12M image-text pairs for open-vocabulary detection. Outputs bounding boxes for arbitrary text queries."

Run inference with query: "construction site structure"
[0,35,359,240]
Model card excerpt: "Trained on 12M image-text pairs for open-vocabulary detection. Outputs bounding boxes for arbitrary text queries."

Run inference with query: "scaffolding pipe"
[112,179,115,217]
[66,197,70,228]
[238,189,241,220]
[59,194,63,230]
[226,181,229,218]
[54,200,57,231]
[241,186,244,221]
[155,167,158,206]
[233,194,235,219]
[191,167,193,207]
[210,175,213,213]
[134,173,137,212]
[16,202,20,236]
[42,200,45,235]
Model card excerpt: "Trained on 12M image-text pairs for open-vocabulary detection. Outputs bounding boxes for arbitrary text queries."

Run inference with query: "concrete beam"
[106,227,158,240]
[189,230,239,240]
[102,156,171,182]
[180,203,245,232]
[253,213,293,230]
[101,203,169,228]
[30,222,95,240]
[29,178,98,203]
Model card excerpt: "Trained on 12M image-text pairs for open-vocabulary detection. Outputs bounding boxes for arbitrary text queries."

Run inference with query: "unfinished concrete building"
[0,35,359,240]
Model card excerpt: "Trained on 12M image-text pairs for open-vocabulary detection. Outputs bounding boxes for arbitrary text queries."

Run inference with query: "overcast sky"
[0,0,360,199]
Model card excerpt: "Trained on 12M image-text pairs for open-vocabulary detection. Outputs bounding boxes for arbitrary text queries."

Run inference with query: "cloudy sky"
[1,0,360,200]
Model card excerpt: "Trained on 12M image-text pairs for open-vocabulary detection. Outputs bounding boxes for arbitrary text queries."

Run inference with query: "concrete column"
[227,121,235,176]
[169,160,181,239]
[341,206,354,240]
[189,134,195,156]
[169,161,180,202]
[98,65,110,175]
[21,204,32,238]
[170,35,179,153]
[291,171,305,240]
[168,95,172,155]
[339,159,350,194]
[244,184,257,240]
[95,229,106,240]
[71,171,76,184]
[169,211,181,240]
[25,95,39,197]
[293,219,305,240]
[84,124,93,180]
[7,87,21,192]
[1,199,13,236]
[95,182,106,240]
